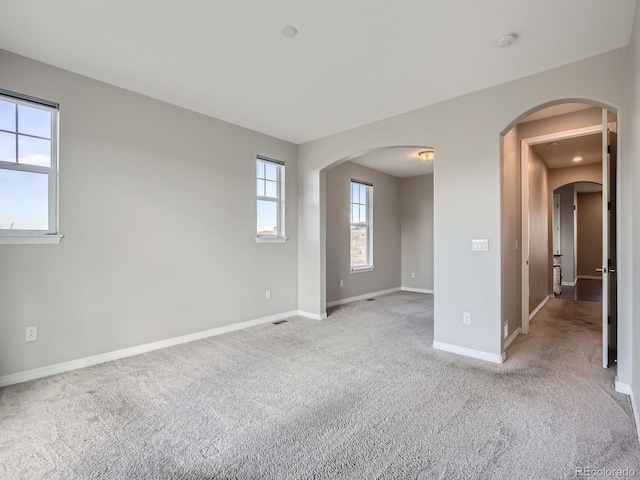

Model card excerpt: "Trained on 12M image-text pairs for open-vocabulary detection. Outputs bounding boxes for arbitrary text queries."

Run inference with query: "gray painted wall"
[298,48,632,379]
[400,174,434,292]
[577,192,603,277]
[548,163,602,191]
[517,107,603,139]
[325,161,400,303]
[630,2,640,414]
[501,129,520,341]
[555,184,576,284]
[0,50,298,377]
[528,149,549,313]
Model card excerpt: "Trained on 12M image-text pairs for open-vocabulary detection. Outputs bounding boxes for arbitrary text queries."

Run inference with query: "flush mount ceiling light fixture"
[496,33,518,48]
[572,156,583,163]
[418,149,435,161]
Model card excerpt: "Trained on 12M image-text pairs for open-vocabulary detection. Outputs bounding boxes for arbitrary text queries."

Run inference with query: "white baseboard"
[561,281,575,287]
[326,287,401,308]
[433,341,505,364]
[297,310,327,320]
[633,389,640,444]
[0,309,301,388]
[504,327,522,349]
[615,380,639,444]
[529,295,551,321]
[400,287,435,294]
[615,380,633,395]
[576,275,602,281]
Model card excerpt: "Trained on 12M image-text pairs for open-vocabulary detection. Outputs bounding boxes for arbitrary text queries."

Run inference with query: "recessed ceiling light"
[281,25,298,38]
[496,33,518,48]
[572,156,583,163]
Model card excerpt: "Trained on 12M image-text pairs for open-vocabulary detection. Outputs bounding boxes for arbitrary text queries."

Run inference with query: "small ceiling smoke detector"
[496,33,518,48]
[418,149,435,161]
[281,25,298,38]
[572,156,583,163]
[548,142,559,147]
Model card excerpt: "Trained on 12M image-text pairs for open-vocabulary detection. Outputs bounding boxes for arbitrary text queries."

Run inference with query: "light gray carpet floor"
[1,292,638,479]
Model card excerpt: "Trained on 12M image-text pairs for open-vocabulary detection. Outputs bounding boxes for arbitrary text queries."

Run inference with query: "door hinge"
[608,315,612,325]
[608,144,611,154]
[608,201,611,211]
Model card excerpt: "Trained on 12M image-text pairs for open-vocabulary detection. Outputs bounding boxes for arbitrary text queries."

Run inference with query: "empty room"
[1,1,640,479]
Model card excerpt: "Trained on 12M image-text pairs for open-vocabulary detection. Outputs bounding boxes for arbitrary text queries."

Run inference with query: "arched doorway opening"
[501,100,618,368]
[322,145,435,314]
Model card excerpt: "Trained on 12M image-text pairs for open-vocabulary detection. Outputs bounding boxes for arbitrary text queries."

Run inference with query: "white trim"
[561,281,575,287]
[0,309,299,388]
[326,287,401,308]
[601,108,609,370]
[522,124,603,146]
[632,389,640,444]
[433,341,505,364]
[504,327,522,349]
[576,275,602,281]
[0,95,59,237]
[0,234,63,245]
[350,266,375,273]
[296,310,327,320]
[521,133,530,335]
[401,287,435,294]
[255,236,288,243]
[520,124,603,336]
[529,294,551,321]
[615,380,633,396]
[616,381,640,443]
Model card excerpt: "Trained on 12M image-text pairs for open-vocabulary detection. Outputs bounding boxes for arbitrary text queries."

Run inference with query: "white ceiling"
[0,1,636,144]
[532,132,603,169]
[349,147,434,178]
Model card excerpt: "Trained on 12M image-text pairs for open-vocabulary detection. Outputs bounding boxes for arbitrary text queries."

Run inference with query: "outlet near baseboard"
[26,326,37,342]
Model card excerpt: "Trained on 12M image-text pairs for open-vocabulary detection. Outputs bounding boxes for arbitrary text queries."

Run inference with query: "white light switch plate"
[472,239,489,251]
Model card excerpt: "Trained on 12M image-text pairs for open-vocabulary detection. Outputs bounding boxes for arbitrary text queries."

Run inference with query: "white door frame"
[520,123,602,335]
[552,193,561,255]
[600,109,610,369]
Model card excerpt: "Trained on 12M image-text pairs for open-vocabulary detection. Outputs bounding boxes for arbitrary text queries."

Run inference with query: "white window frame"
[0,90,61,244]
[256,155,286,243]
[350,180,374,272]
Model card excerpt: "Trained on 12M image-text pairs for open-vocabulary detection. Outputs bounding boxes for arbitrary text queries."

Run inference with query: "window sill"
[0,235,63,245]
[256,236,288,244]
[351,266,375,273]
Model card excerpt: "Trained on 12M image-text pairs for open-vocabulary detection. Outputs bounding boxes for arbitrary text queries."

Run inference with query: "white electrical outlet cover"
[26,326,38,342]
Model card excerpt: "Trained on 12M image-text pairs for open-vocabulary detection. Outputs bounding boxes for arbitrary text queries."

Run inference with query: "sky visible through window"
[257,160,279,235]
[350,181,369,267]
[0,100,52,230]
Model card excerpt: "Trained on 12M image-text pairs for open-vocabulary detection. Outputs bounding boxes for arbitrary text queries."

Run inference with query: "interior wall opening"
[322,146,435,314]
[500,101,618,369]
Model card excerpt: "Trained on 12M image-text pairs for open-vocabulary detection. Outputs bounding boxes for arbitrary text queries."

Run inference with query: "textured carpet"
[0,293,638,479]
